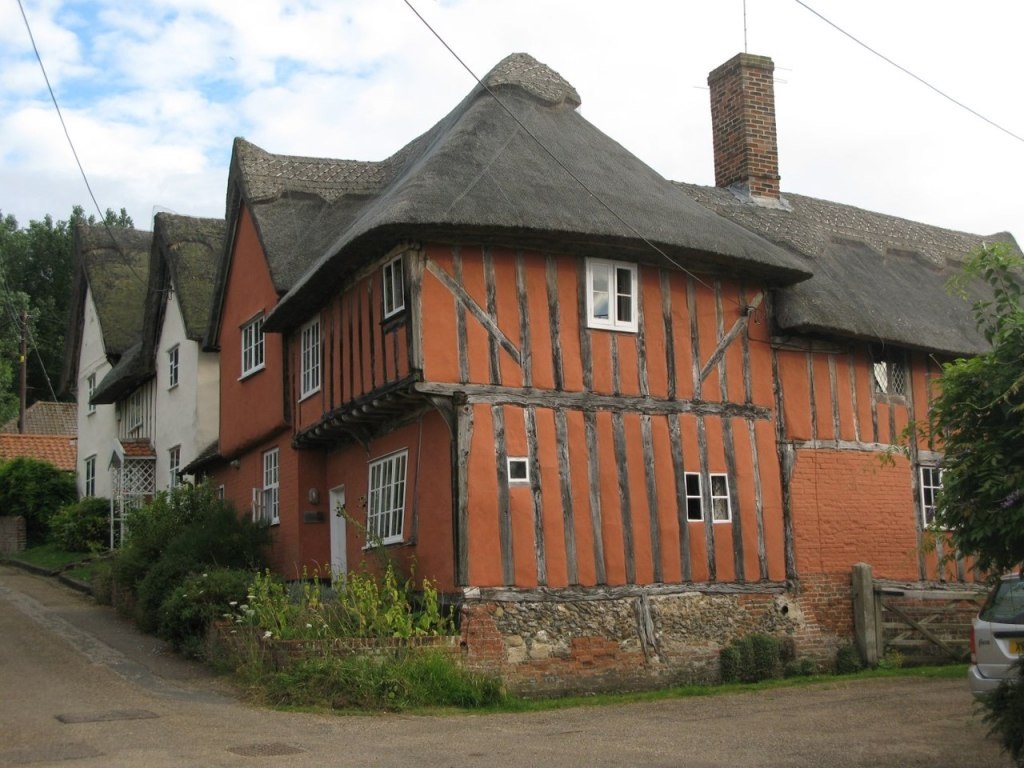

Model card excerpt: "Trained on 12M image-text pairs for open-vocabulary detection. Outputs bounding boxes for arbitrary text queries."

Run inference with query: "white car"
[969,573,1024,697]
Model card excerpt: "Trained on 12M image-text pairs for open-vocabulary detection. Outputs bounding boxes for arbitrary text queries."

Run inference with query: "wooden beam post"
[852,563,879,667]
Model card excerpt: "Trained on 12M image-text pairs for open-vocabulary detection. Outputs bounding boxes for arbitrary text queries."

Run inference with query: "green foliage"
[158,568,252,656]
[49,496,109,552]
[719,633,783,683]
[835,643,865,674]
[0,457,76,544]
[0,207,132,413]
[254,652,504,711]
[931,243,1024,574]
[877,648,904,670]
[109,482,267,632]
[980,663,1024,766]
[231,562,454,642]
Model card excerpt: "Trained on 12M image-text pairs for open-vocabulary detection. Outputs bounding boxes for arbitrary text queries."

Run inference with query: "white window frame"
[300,318,321,399]
[241,314,265,378]
[507,456,530,485]
[126,389,144,437]
[382,255,405,319]
[86,373,96,415]
[683,471,732,523]
[920,466,944,528]
[168,445,181,489]
[167,345,179,389]
[872,345,907,397]
[367,450,408,546]
[84,455,96,497]
[262,448,280,526]
[586,258,638,332]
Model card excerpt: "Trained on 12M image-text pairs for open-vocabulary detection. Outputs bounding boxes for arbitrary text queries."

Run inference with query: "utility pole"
[18,308,27,434]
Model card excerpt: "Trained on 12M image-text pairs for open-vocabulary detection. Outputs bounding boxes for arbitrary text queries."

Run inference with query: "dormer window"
[382,255,405,319]
[586,258,638,332]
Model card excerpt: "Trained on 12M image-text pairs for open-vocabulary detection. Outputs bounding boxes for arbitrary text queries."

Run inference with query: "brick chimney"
[707,53,780,200]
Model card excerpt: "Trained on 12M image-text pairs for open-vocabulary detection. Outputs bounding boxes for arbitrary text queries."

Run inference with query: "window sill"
[363,537,404,550]
[381,310,407,331]
[239,364,265,382]
[298,386,321,403]
[586,321,638,334]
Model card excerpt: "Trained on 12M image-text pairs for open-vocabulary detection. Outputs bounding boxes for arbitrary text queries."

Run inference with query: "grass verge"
[4,542,94,571]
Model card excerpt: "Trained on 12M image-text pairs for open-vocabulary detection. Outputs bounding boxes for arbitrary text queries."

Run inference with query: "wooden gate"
[852,563,985,666]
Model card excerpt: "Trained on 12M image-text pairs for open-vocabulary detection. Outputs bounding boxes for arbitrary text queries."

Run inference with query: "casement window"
[84,455,96,497]
[168,445,181,489]
[382,255,405,319]
[586,258,638,332]
[241,314,265,377]
[367,450,408,545]
[872,345,907,396]
[253,448,280,526]
[86,373,96,415]
[507,457,529,485]
[683,472,732,523]
[167,345,179,389]
[127,389,144,436]
[920,466,944,527]
[300,318,321,398]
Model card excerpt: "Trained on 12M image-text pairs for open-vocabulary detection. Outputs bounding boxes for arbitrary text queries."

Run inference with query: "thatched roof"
[92,215,225,404]
[60,226,152,396]
[676,184,1020,356]
[226,53,809,333]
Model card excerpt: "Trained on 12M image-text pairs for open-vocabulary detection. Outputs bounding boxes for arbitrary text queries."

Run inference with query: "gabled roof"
[60,226,152,395]
[236,53,809,333]
[1,402,77,435]
[0,433,76,472]
[92,215,225,404]
[677,183,1019,356]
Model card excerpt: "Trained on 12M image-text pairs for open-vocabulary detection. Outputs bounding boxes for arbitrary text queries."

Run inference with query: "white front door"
[329,485,347,580]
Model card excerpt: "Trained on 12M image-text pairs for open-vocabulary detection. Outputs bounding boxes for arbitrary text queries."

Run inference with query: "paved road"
[0,564,1012,768]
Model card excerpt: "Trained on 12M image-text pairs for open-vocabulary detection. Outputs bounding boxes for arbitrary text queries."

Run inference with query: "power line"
[401,0,733,306]
[794,0,1024,145]
[16,0,148,289]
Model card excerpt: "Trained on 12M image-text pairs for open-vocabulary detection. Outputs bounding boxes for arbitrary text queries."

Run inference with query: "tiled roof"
[121,440,155,458]
[0,402,77,435]
[0,434,76,472]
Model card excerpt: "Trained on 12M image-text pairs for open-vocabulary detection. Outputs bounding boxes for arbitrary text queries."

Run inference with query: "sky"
[2,0,1023,244]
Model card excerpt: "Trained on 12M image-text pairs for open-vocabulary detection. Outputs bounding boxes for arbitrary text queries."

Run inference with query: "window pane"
[615,267,633,323]
[685,473,700,496]
[592,263,610,319]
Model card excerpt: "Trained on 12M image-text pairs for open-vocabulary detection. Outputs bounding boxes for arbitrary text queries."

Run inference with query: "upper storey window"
[382,255,405,319]
[872,345,907,397]
[300,318,321,398]
[241,314,265,378]
[586,258,638,332]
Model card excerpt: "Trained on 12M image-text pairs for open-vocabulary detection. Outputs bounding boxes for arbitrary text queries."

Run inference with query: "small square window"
[683,471,731,522]
[872,345,907,396]
[586,258,638,332]
[508,457,529,484]
[382,255,405,319]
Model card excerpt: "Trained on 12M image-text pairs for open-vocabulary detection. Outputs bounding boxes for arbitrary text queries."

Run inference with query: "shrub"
[981,663,1024,766]
[835,643,864,674]
[0,457,76,544]
[158,568,253,656]
[720,633,783,683]
[49,497,110,552]
[109,482,268,630]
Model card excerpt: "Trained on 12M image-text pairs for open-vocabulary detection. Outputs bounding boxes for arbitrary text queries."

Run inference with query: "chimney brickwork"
[708,53,780,200]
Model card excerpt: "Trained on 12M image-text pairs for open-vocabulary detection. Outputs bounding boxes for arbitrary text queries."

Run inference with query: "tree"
[930,242,1024,575]
[0,206,133,421]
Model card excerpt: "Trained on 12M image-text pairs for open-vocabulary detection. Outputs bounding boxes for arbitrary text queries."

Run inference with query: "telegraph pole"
[18,308,27,434]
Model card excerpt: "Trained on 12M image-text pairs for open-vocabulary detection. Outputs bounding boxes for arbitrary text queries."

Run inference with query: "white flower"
[263,630,273,639]
[229,601,238,607]
[306,623,313,629]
